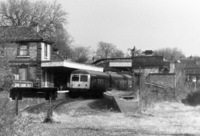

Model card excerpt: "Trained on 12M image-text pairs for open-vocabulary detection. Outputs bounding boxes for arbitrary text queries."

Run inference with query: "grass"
[0,91,47,135]
[2,90,200,135]
[50,101,200,135]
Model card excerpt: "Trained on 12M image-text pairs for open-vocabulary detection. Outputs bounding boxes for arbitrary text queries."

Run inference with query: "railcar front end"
[69,70,110,97]
[69,72,91,95]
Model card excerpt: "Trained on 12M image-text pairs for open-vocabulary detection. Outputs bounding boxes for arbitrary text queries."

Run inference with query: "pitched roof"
[51,53,64,61]
[179,59,200,69]
[185,68,200,75]
[0,26,51,43]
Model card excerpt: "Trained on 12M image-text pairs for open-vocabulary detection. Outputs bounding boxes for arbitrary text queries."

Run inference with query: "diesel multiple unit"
[69,70,132,97]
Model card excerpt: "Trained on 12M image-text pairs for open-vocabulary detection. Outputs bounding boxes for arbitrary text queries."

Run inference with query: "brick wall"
[146,73,176,88]
[29,42,37,60]
[36,42,42,87]
[2,42,42,87]
[1,41,56,88]
[4,43,18,61]
[4,42,38,61]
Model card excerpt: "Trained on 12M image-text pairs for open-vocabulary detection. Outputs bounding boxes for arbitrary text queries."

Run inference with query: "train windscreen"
[80,75,88,82]
[72,75,79,81]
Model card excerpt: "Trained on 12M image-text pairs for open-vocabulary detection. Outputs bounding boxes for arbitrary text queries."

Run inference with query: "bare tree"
[95,41,125,59]
[0,0,66,34]
[111,49,124,58]
[71,46,91,63]
[153,47,185,61]
[0,0,71,58]
[128,46,142,57]
[96,42,115,59]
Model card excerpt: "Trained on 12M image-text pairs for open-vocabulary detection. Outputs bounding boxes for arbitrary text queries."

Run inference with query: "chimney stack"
[30,21,39,33]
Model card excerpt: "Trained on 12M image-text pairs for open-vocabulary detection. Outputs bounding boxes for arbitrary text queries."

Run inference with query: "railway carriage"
[69,70,110,97]
[69,69,132,97]
[122,74,132,90]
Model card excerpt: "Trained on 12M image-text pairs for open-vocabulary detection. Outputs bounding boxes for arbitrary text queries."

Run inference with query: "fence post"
[15,91,18,116]
[43,90,54,123]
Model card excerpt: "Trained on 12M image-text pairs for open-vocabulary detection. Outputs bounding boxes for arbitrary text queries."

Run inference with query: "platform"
[10,87,57,100]
[104,91,140,114]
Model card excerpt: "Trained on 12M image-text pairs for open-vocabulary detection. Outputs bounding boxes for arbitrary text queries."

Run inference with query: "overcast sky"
[54,0,200,57]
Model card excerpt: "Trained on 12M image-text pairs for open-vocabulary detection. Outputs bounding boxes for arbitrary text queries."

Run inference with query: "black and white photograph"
[0,0,200,135]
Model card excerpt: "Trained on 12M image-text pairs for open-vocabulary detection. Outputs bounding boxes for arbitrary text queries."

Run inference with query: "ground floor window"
[19,68,27,81]
[42,70,54,87]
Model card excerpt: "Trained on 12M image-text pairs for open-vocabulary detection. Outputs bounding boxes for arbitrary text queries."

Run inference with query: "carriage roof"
[71,69,110,78]
[71,70,132,80]
[122,74,132,79]
[106,72,123,79]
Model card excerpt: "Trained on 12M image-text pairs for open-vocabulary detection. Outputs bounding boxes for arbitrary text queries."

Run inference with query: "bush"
[0,91,16,135]
[182,90,200,106]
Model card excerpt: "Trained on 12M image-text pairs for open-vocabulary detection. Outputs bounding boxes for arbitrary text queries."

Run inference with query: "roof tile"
[0,26,50,43]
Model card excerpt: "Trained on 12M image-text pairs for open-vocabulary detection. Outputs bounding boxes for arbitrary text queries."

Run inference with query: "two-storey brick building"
[0,26,104,91]
[0,26,63,88]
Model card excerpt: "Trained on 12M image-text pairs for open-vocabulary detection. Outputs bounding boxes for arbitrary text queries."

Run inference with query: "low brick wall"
[146,73,176,88]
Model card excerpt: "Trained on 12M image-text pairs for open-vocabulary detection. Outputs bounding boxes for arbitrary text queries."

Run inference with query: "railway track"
[23,98,82,114]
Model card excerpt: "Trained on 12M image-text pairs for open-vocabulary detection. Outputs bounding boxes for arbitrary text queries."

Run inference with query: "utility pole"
[130,46,136,94]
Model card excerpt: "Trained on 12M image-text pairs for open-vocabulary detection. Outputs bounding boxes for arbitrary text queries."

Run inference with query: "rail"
[23,98,81,114]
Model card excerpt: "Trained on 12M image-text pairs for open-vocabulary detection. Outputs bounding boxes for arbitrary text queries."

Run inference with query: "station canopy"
[41,60,104,72]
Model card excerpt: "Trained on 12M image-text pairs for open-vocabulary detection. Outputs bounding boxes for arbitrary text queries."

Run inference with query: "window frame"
[42,43,51,60]
[18,44,29,57]
[18,67,28,81]
[72,75,79,82]
[44,43,48,58]
[80,75,88,82]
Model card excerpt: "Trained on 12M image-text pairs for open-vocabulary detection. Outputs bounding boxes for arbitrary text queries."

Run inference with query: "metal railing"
[13,81,33,87]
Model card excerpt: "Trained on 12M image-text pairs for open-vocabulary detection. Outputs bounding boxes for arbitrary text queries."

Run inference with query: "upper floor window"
[44,43,48,58]
[18,45,29,56]
[42,43,50,61]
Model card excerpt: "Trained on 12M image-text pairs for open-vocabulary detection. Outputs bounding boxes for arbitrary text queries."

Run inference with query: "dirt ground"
[13,99,200,136]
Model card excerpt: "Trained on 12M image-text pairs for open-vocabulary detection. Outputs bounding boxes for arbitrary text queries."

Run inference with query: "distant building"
[176,59,200,82]
[93,56,170,76]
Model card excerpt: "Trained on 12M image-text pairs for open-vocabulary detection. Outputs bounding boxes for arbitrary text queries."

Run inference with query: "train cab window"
[80,75,88,82]
[72,75,79,81]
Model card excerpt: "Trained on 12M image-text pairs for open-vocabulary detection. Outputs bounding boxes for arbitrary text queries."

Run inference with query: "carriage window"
[72,75,79,81]
[81,75,88,82]
[97,79,104,84]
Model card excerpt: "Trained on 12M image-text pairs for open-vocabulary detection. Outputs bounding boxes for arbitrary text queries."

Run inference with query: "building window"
[19,68,27,81]
[42,43,50,61]
[18,45,29,56]
[44,43,48,58]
